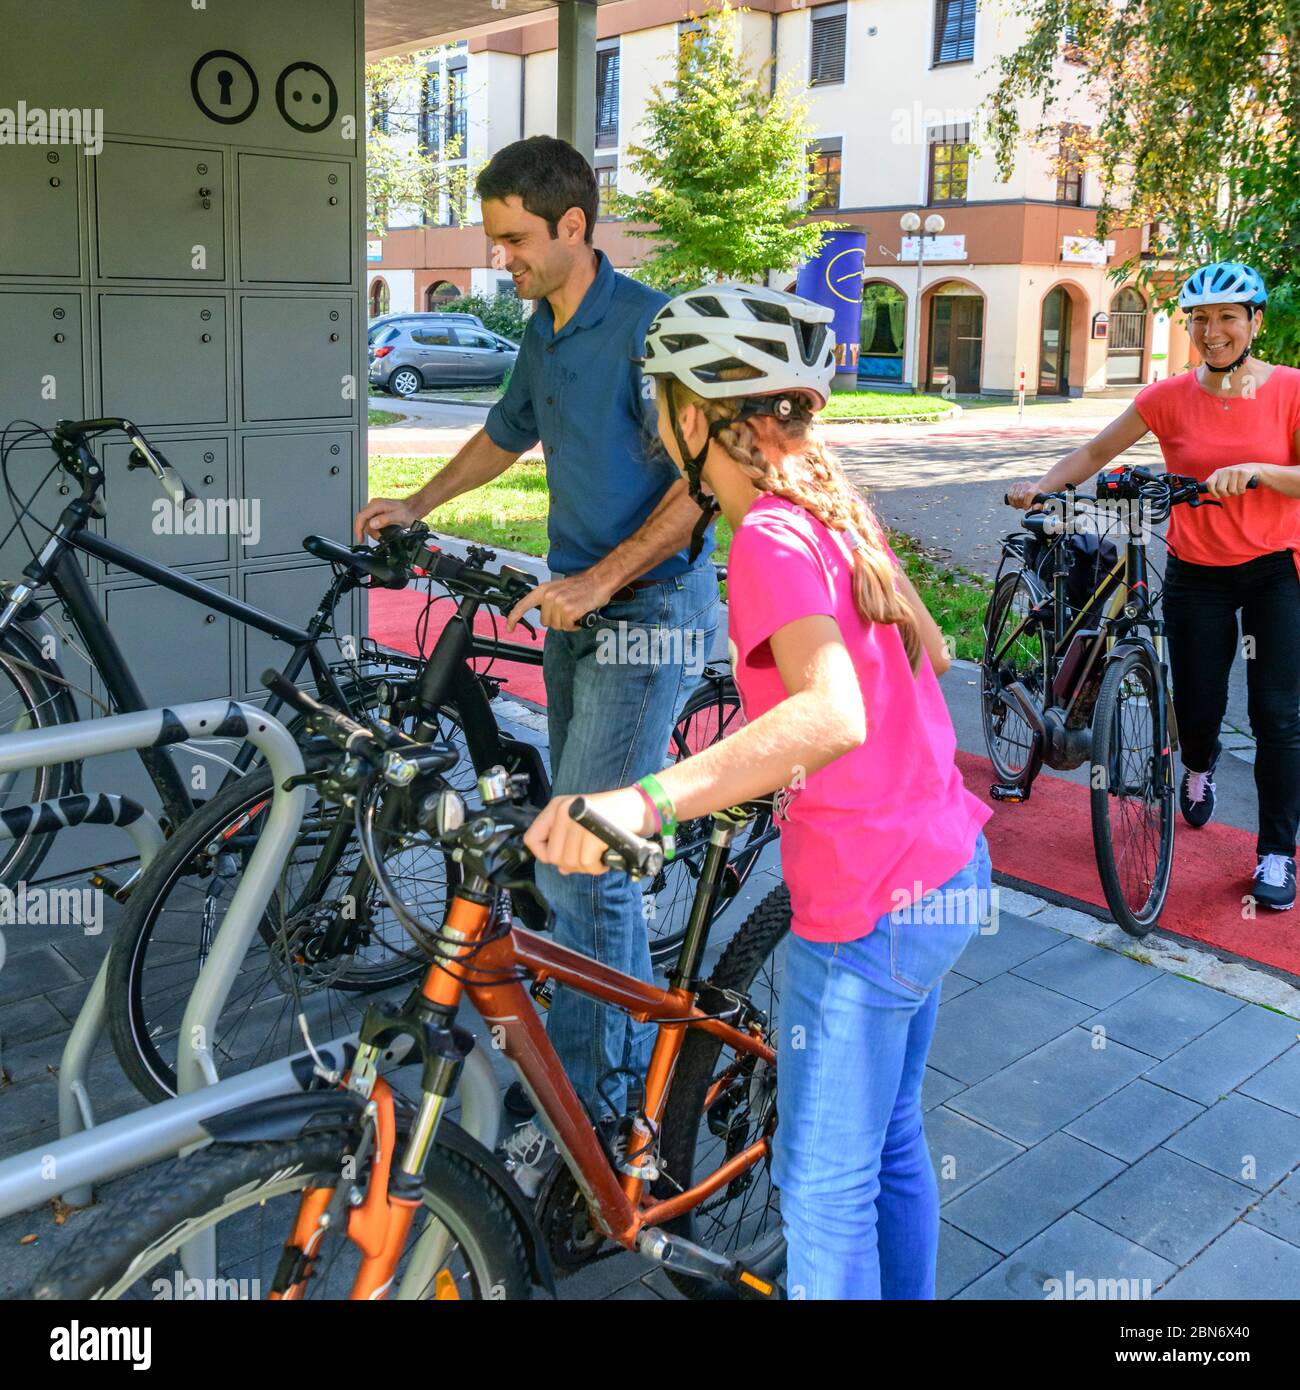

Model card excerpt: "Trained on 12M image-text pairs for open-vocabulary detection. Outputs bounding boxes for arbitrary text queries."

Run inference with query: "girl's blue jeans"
[772,831,992,1300]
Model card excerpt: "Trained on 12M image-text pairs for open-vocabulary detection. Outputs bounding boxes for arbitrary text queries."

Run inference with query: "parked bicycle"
[33,679,791,1300]
[981,464,1255,935]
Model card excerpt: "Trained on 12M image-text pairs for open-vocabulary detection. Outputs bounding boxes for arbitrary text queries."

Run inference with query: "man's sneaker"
[1250,855,1297,911]
[499,1120,556,1199]
[503,1081,536,1121]
[1179,760,1218,828]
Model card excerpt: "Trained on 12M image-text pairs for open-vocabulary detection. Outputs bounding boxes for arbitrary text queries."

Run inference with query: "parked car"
[366,311,485,347]
[369,321,518,397]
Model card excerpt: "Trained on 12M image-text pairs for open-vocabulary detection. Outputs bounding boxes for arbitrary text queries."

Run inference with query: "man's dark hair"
[475,136,598,244]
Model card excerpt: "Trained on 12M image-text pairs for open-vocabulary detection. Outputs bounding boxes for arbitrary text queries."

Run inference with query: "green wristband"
[636,773,677,861]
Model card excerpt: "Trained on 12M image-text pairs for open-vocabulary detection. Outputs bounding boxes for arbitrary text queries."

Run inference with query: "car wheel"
[388,368,423,398]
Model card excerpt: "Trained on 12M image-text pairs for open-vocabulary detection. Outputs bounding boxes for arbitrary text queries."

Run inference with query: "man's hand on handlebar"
[524,787,654,876]
[505,572,614,634]
[355,495,422,541]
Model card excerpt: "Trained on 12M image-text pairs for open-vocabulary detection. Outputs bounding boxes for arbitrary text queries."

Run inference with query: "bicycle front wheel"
[30,1130,531,1301]
[981,570,1048,785]
[1089,644,1175,936]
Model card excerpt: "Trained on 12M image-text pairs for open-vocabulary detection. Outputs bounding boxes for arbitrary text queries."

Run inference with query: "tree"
[614,2,835,289]
[439,292,529,341]
[366,51,472,235]
[986,0,1300,362]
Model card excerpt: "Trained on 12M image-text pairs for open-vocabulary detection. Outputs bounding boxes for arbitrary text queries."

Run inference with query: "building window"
[1062,21,1085,63]
[1056,123,1087,205]
[445,57,467,151]
[369,278,389,317]
[418,69,439,156]
[807,137,842,211]
[933,0,976,65]
[859,282,907,383]
[595,160,618,218]
[928,123,972,204]
[810,3,847,86]
[596,41,619,149]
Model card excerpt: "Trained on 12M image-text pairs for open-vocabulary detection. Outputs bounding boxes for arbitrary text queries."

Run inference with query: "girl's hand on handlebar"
[1203,465,1260,499]
[1005,480,1045,511]
[524,788,654,875]
[355,496,421,541]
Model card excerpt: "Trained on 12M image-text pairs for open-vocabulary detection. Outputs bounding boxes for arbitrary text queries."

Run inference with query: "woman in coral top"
[1009,263,1300,911]
[525,284,991,1298]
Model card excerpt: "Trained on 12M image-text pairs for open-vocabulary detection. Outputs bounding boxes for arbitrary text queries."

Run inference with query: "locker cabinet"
[95,142,226,281]
[104,574,234,707]
[241,431,351,558]
[238,154,351,284]
[242,563,345,693]
[0,144,81,278]
[239,296,353,422]
[99,436,233,572]
[0,289,86,433]
[98,292,229,427]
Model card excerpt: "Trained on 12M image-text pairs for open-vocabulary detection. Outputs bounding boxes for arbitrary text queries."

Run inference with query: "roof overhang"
[366,0,603,57]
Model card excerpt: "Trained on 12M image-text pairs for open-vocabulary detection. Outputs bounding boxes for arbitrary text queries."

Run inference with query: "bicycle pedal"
[87,870,129,904]
[989,783,1028,804]
[636,1229,780,1298]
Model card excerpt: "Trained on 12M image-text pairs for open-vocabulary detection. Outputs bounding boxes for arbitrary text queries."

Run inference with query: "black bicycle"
[981,464,1252,936]
[104,528,775,1100]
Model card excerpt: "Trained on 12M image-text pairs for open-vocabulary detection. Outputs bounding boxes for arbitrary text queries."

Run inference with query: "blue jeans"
[538,561,719,1118]
[773,831,992,1300]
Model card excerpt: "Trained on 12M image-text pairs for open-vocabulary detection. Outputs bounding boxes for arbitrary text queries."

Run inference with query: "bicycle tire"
[656,881,790,1299]
[981,569,1049,785]
[30,1129,532,1301]
[0,625,81,885]
[647,673,777,966]
[1089,644,1175,936]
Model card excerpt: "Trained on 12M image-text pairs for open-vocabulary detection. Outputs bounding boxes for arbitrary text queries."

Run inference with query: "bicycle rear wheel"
[1090,644,1175,936]
[981,570,1048,784]
[656,882,789,1298]
[30,1129,531,1301]
[646,672,776,966]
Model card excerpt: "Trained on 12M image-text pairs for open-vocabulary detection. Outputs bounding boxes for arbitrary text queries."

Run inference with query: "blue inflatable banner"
[795,228,866,385]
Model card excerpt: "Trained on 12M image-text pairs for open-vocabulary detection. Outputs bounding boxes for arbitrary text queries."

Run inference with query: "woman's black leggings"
[1163,549,1300,856]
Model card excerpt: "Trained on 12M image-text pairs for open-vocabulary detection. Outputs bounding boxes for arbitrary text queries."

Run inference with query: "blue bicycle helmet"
[1177,262,1268,311]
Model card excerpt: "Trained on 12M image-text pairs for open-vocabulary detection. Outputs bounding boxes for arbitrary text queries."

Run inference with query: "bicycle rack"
[0,699,501,1229]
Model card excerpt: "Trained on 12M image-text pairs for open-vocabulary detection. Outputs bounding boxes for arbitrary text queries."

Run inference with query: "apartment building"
[367,0,1191,397]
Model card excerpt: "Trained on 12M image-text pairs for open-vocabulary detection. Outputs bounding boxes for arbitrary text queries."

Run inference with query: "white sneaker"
[1250,854,1297,911]
[499,1120,555,1199]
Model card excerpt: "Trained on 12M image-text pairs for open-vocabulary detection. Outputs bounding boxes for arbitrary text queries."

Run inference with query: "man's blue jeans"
[773,831,992,1300]
[538,562,719,1118]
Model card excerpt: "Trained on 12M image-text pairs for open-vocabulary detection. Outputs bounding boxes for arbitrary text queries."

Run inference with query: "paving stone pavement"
[1,718,1297,1300]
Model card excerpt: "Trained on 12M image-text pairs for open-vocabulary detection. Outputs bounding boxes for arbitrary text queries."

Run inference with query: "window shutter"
[933,0,977,64]
[810,11,847,85]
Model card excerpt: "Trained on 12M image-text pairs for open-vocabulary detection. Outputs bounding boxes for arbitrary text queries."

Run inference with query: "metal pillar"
[556,0,597,164]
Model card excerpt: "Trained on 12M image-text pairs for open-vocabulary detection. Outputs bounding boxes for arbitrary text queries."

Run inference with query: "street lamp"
[901,211,946,393]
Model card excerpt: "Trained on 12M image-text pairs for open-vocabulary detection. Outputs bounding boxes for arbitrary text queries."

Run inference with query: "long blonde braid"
[668,378,922,672]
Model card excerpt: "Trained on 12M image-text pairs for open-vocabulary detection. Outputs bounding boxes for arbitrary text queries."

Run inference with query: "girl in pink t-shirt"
[526,285,990,1299]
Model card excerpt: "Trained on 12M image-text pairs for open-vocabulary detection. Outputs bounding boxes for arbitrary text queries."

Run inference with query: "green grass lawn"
[821,390,952,419]
[370,454,989,659]
[368,407,404,426]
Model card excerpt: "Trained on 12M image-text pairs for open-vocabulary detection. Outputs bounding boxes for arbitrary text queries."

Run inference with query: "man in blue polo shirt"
[356,136,718,1190]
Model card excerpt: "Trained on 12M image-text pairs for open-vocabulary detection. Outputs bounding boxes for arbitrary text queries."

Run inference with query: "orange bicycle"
[33,678,790,1301]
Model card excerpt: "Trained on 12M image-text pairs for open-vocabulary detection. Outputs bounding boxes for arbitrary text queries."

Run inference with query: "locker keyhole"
[217,70,235,105]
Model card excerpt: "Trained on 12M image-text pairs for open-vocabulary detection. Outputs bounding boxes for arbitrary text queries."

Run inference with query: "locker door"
[241,432,352,558]
[0,290,86,432]
[104,576,234,707]
[98,292,229,426]
[238,154,351,284]
[0,145,81,278]
[243,564,344,695]
[95,142,226,281]
[239,296,353,422]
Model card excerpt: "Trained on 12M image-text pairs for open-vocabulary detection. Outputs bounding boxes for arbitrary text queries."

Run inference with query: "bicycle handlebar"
[568,795,665,881]
[54,417,196,510]
[1005,466,1259,510]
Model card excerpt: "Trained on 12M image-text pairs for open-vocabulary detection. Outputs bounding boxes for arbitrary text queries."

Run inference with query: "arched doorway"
[1107,286,1147,384]
[1038,286,1073,395]
[859,281,906,384]
[926,282,984,394]
[424,279,460,309]
[369,277,389,317]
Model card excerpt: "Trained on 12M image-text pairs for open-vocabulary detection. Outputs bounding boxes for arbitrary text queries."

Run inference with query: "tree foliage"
[986,0,1300,362]
[439,292,529,342]
[366,51,472,235]
[614,2,835,289]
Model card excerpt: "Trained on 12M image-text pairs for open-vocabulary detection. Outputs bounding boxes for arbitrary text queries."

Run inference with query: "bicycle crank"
[636,1228,781,1299]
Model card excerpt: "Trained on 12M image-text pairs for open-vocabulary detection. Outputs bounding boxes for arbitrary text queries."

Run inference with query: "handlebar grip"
[261,669,370,746]
[568,796,664,880]
[54,417,127,437]
[577,611,602,629]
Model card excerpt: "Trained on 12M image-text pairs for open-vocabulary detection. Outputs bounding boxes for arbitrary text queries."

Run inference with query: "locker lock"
[53,333,65,343]
[58,484,70,495]
[201,333,212,343]
[49,176,61,188]
[205,614,216,624]
[199,186,212,209]
[330,332,339,341]
[330,465,340,474]
[203,474,215,485]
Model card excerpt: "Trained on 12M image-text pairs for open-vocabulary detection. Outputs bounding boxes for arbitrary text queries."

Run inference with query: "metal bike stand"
[0,793,165,1205]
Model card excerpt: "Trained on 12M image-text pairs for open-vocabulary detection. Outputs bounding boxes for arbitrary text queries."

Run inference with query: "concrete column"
[556,0,597,163]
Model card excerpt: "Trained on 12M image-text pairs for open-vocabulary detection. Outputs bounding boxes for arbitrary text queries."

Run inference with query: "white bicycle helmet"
[641,282,837,409]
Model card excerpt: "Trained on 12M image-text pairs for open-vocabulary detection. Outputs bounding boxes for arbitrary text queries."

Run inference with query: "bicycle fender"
[1101,637,1179,754]
[201,1090,367,1143]
[431,1119,557,1296]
